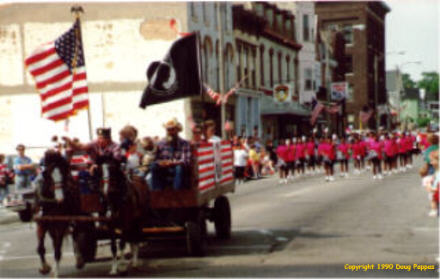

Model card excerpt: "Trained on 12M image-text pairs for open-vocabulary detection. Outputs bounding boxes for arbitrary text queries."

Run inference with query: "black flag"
[139,33,202,108]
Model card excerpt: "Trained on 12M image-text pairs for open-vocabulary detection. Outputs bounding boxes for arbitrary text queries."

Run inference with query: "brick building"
[315,1,390,130]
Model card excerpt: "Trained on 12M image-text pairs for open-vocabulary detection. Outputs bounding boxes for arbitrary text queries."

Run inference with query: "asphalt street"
[0,156,438,277]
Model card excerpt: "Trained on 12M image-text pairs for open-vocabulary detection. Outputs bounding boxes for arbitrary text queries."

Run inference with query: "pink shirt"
[296,143,306,159]
[338,143,350,159]
[306,142,315,156]
[319,143,335,160]
[370,140,383,159]
[384,139,394,156]
[359,141,367,156]
[276,145,289,162]
[287,144,296,162]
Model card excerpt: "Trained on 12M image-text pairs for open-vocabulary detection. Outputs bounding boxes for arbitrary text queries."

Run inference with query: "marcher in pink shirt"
[295,138,306,175]
[369,133,383,179]
[337,138,350,177]
[306,137,316,174]
[287,139,296,178]
[351,138,362,174]
[276,139,289,184]
[319,137,336,182]
[383,134,395,175]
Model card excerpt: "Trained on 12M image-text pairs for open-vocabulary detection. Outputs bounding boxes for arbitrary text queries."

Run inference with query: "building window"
[260,45,265,86]
[286,55,290,83]
[269,49,274,88]
[345,55,353,74]
[278,52,282,84]
[190,2,196,19]
[343,25,353,44]
[303,14,309,42]
[202,2,207,22]
[305,68,313,91]
[348,83,354,101]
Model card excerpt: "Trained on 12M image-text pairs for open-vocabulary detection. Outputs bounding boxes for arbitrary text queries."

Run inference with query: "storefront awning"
[260,95,311,117]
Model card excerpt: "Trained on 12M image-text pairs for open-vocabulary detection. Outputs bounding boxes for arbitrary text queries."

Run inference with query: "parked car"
[2,154,38,222]
[3,188,35,222]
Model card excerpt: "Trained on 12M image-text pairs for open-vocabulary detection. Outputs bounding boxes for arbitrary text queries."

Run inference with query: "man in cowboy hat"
[150,118,191,190]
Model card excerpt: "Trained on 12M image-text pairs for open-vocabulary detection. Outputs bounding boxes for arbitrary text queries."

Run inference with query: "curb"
[0,209,20,225]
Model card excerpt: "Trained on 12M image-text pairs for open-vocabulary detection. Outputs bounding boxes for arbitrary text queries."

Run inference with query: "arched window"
[269,48,274,88]
[278,51,282,84]
[260,44,265,86]
[203,36,213,84]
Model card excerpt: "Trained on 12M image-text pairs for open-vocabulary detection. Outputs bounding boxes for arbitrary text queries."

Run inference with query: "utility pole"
[217,3,226,139]
[374,54,379,131]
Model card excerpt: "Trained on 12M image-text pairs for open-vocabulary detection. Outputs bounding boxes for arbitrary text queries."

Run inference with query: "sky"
[384,0,439,82]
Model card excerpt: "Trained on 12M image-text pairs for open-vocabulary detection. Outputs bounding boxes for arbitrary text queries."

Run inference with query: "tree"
[417,71,439,100]
[401,73,416,89]
[417,117,431,128]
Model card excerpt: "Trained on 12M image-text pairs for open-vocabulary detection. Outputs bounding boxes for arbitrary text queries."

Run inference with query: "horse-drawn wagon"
[34,140,235,275]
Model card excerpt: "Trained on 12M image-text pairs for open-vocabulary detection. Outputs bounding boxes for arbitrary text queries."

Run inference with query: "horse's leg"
[49,225,65,278]
[36,222,52,275]
[109,232,118,275]
[129,242,139,269]
[117,237,128,273]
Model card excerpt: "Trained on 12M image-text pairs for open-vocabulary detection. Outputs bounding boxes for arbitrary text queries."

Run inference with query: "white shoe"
[325,176,330,182]
[329,176,335,182]
[345,173,349,178]
[373,175,377,180]
[284,179,288,184]
[378,174,383,180]
[279,180,283,184]
[340,173,344,177]
[428,209,438,217]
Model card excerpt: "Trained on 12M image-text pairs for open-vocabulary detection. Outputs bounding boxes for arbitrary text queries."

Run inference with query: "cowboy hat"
[163,118,182,132]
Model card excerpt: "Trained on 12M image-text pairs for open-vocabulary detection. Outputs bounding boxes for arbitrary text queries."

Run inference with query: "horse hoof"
[75,258,85,270]
[39,264,52,275]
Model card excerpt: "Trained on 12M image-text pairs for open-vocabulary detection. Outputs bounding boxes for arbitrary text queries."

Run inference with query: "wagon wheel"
[73,223,97,267]
[185,214,206,257]
[213,196,231,239]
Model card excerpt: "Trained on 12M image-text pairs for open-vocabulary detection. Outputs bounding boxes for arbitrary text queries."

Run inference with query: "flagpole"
[217,3,226,140]
[71,5,93,141]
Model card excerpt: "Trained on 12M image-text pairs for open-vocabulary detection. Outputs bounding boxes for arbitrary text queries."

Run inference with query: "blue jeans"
[150,162,186,190]
[0,185,9,202]
[15,175,31,192]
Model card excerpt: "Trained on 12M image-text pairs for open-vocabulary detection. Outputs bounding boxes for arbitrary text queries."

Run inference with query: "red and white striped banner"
[196,141,234,192]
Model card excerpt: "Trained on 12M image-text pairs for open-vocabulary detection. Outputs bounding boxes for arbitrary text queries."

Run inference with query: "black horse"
[94,155,148,275]
[34,150,80,277]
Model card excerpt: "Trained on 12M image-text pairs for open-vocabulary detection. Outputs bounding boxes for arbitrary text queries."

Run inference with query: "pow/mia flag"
[139,33,202,108]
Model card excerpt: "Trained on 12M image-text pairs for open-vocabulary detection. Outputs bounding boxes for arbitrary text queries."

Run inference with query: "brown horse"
[34,150,80,277]
[94,155,149,275]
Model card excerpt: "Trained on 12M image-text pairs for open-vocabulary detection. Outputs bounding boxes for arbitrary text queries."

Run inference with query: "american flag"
[325,104,341,114]
[204,85,221,104]
[310,102,325,125]
[25,19,89,121]
[359,109,373,123]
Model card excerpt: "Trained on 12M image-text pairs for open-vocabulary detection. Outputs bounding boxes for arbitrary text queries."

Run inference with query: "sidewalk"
[0,206,19,225]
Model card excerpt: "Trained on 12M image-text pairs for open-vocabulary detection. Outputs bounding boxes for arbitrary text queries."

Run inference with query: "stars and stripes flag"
[359,109,373,123]
[310,102,325,125]
[24,19,89,121]
[325,104,341,114]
